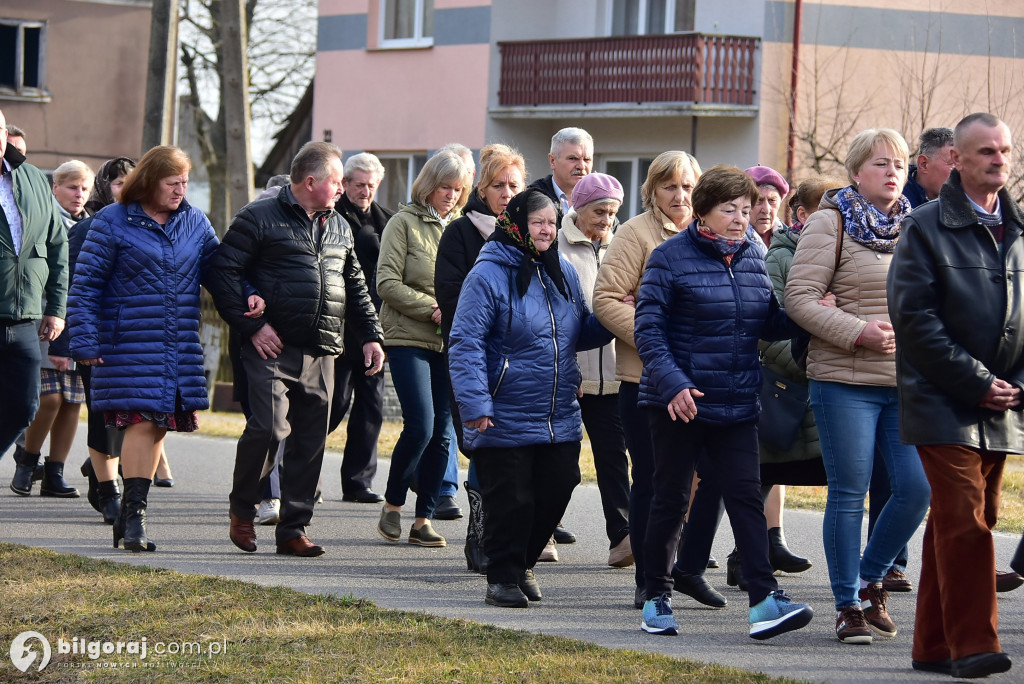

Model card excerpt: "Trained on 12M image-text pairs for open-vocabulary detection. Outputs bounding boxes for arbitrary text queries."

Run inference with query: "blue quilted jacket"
[68,200,218,412]
[635,222,797,425]
[448,240,612,449]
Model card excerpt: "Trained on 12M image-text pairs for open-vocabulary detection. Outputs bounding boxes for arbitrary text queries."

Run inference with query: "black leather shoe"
[996,569,1024,593]
[519,568,542,601]
[10,445,40,496]
[952,652,1011,678]
[553,523,576,544]
[342,489,384,504]
[485,583,528,608]
[153,477,174,488]
[672,570,727,608]
[433,495,463,520]
[912,658,952,675]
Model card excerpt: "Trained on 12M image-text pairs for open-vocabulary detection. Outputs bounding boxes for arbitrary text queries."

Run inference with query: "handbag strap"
[830,208,844,273]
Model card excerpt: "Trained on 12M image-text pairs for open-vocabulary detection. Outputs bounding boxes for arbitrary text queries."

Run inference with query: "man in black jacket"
[329,152,393,504]
[209,141,384,558]
[888,113,1022,679]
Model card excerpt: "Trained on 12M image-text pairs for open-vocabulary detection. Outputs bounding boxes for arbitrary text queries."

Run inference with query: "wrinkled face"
[528,204,558,252]
[953,122,1013,198]
[481,164,524,216]
[549,142,593,193]
[110,174,128,203]
[54,175,94,216]
[427,178,464,217]
[576,200,620,241]
[653,167,697,228]
[343,169,380,210]
[306,157,344,212]
[852,142,907,212]
[919,144,955,199]
[702,195,752,240]
[752,184,782,234]
[151,173,188,214]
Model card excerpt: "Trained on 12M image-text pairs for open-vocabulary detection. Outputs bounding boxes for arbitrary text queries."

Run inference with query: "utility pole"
[142,0,179,152]
[220,0,254,217]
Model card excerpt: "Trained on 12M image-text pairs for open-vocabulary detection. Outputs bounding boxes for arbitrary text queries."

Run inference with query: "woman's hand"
[856,320,896,354]
[622,294,636,309]
[79,358,103,366]
[465,417,493,432]
[49,356,73,371]
[244,294,266,318]
[667,388,704,423]
[818,292,837,307]
[430,303,442,325]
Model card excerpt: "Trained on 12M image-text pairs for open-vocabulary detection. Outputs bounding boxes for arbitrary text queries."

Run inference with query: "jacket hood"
[818,187,842,211]
[476,238,526,269]
[463,190,492,217]
[767,224,799,253]
[937,169,1024,230]
[2,143,26,172]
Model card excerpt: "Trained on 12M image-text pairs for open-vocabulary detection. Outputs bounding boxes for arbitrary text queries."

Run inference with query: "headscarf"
[834,185,910,253]
[85,156,136,214]
[490,188,569,300]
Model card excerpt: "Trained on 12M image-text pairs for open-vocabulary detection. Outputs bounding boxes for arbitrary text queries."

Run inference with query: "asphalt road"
[1,431,1022,683]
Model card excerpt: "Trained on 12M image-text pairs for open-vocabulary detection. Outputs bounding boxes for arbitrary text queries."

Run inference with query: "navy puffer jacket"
[68,200,218,412]
[449,240,612,449]
[635,222,797,425]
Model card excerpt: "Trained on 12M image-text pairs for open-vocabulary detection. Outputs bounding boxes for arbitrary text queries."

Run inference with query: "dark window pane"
[383,0,415,40]
[605,160,632,219]
[611,0,640,36]
[646,0,667,35]
[23,26,40,88]
[422,0,433,38]
[674,0,695,32]
[0,25,16,88]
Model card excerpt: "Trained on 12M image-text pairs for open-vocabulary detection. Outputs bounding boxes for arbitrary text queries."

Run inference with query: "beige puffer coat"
[593,207,682,383]
[559,211,618,395]
[784,189,897,387]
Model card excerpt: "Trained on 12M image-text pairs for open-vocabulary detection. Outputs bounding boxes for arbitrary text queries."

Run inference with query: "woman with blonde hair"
[376,150,471,548]
[786,128,930,644]
[69,146,218,551]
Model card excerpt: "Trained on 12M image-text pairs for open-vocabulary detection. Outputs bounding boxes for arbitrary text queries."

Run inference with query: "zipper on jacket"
[492,357,509,397]
[537,265,558,442]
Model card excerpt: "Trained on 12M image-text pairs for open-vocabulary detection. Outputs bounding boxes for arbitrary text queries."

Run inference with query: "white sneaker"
[255,498,281,525]
[538,536,559,562]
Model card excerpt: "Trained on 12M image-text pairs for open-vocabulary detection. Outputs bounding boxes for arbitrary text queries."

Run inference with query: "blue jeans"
[384,347,452,519]
[0,321,42,459]
[810,380,930,609]
[440,425,459,497]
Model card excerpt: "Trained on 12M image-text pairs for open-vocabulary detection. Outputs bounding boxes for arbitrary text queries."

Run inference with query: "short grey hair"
[265,174,290,190]
[344,152,385,181]
[918,127,954,158]
[550,127,593,156]
[954,113,1004,148]
[290,141,343,184]
[6,123,25,139]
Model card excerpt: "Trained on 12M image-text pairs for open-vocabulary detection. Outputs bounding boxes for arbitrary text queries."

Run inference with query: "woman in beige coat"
[785,128,930,645]
[376,150,471,548]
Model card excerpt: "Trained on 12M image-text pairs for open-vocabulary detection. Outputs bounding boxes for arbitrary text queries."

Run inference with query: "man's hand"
[981,378,1022,411]
[667,388,704,423]
[39,315,64,342]
[362,341,385,376]
[251,324,284,360]
[243,294,266,319]
[465,417,493,432]
[430,302,442,325]
[49,356,73,371]
[856,320,896,354]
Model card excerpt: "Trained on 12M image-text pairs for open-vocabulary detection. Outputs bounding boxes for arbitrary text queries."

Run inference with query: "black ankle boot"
[768,527,812,573]
[726,547,748,592]
[81,459,101,512]
[40,460,80,498]
[97,479,121,525]
[10,445,41,496]
[464,480,489,574]
[114,478,155,552]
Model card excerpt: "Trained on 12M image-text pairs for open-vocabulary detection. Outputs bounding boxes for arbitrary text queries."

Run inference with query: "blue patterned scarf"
[697,224,747,267]
[834,185,910,253]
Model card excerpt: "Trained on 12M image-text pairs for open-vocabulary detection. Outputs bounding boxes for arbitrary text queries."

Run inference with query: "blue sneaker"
[749,589,813,640]
[641,593,678,635]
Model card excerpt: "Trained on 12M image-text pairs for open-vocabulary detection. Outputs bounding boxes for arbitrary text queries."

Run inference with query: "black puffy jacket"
[207,187,382,356]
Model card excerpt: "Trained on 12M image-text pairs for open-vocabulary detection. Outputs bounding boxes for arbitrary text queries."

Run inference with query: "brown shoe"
[859,582,897,637]
[229,512,257,553]
[835,605,872,644]
[276,535,325,557]
[881,568,912,593]
[997,569,1024,593]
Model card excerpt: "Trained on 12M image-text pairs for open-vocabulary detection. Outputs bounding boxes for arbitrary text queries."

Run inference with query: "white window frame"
[0,18,48,100]
[378,0,433,50]
[606,0,691,37]
[601,156,654,222]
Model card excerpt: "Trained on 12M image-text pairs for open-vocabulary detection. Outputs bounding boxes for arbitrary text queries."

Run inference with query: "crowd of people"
[2,105,1022,677]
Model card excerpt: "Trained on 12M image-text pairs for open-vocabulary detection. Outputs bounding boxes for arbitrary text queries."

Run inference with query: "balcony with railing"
[494,33,759,117]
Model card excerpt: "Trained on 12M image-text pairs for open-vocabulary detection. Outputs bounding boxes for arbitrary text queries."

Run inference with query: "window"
[603,157,654,221]
[376,154,428,210]
[0,19,46,97]
[609,0,694,36]
[379,0,434,49]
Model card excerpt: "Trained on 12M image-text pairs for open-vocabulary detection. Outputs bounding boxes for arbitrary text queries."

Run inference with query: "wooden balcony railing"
[497,33,758,108]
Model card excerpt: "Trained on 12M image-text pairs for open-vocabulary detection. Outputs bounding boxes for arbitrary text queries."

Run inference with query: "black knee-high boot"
[114,478,156,552]
[464,480,489,574]
[97,479,121,525]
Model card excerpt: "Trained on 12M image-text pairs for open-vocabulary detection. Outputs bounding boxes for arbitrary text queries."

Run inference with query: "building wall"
[0,0,151,171]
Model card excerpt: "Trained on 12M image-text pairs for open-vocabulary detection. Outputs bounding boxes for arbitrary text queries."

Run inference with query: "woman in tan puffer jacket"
[784,128,930,645]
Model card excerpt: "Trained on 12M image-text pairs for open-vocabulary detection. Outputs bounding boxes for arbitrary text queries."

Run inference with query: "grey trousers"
[229,342,333,544]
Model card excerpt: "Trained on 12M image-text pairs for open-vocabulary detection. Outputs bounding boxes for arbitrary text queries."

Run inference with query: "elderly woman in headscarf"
[448,187,612,608]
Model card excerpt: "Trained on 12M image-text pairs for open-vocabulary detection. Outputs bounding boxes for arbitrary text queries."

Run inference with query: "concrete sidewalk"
[1,431,1021,683]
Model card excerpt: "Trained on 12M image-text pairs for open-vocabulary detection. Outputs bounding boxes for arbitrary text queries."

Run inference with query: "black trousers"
[644,411,776,606]
[474,441,581,584]
[0,321,40,458]
[229,343,333,544]
[620,382,654,588]
[579,393,630,546]
[328,354,384,494]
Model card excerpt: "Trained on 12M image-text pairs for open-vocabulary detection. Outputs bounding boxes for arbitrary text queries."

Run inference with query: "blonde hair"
[411,150,471,211]
[476,144,526,199]
[844,128,910,184]
[53,160,94,187]
[641,151,702,211]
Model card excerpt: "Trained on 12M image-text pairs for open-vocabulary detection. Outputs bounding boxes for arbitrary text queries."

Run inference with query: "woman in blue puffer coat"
[634,165,814,641]
[69,146,218,553]
[449,188,611,609]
